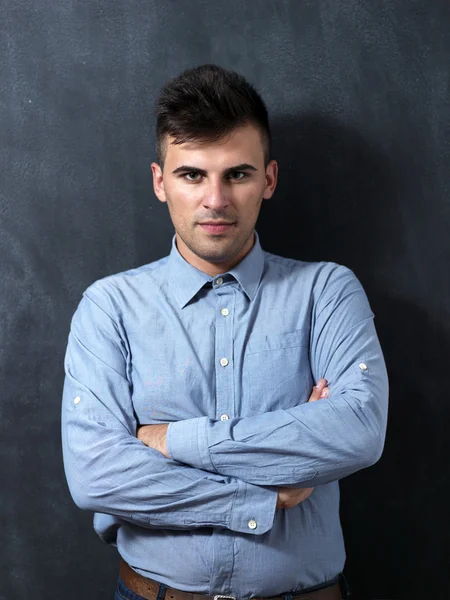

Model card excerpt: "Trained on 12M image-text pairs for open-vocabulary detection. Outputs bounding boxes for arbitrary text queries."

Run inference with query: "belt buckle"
[214,596,236,600]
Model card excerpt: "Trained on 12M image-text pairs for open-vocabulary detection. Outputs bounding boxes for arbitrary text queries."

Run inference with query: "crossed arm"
[137,379,330,509]
[137,265,388,489]
[61,264,388,535]
[62,289,280,535]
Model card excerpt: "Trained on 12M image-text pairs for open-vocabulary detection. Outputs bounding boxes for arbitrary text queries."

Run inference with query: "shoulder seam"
[83,287,119,327]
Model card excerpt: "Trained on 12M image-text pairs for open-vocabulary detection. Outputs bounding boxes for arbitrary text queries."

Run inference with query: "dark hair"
[154,64,272,169]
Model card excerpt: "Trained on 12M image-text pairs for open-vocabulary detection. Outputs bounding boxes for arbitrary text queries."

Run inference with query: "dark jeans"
[114,574,351,600]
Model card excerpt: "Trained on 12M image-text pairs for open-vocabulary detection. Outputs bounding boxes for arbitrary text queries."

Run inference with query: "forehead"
[164,123,265,168]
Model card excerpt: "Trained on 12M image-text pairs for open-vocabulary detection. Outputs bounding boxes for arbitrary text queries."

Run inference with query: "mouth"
[199,222,235,234]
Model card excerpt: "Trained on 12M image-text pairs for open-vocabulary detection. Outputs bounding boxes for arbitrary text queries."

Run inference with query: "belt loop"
[157,583,168,600]
[338,573,351,599]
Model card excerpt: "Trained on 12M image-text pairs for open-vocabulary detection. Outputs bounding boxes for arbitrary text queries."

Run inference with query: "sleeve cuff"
[230,480,278,535]
[167,417,215,472]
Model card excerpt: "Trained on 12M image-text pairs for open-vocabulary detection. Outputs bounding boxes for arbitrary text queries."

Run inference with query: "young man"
[62,64,388,600]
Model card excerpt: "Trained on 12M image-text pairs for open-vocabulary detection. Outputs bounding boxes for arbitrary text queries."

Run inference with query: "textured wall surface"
[1,2,449,599]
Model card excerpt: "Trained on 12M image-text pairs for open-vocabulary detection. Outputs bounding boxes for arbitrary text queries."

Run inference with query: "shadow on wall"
[257,114,450,600]
[257,112,401,269]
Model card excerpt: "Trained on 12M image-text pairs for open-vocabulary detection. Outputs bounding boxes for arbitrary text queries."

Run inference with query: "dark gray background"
[1,1,449,599]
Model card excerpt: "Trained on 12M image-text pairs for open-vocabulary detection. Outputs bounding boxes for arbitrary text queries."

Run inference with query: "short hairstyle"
[154,64,272,169]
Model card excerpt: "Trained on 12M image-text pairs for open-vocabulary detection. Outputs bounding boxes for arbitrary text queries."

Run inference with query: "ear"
[263,160,278,200]
[151,162,167,203]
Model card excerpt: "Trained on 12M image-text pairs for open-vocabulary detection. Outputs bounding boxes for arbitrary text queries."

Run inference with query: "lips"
[199,222,235,234]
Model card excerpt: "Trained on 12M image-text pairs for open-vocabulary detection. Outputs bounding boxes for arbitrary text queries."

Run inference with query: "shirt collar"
[167,230,265,309]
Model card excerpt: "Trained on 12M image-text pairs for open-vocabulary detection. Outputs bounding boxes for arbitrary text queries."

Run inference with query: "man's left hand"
[137,423,169,457]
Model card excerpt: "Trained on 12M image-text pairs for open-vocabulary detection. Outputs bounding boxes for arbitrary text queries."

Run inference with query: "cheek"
[170,181,202,205]
[165,188,193,215]
[234,181,261,201]
[244,188,263,215]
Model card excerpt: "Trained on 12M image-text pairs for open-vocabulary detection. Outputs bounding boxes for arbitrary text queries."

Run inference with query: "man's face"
[151,123,278,276]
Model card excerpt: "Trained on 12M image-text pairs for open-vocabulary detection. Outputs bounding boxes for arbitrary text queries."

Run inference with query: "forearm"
[62,292,277,535]
[167,304,389,487]
[63,393,276,534]
[167,386,387,487]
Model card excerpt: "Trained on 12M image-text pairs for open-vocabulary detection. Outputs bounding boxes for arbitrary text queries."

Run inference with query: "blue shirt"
[61,230,388,598]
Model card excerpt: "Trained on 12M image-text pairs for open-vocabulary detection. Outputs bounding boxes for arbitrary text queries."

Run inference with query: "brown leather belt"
[119,559,342,600]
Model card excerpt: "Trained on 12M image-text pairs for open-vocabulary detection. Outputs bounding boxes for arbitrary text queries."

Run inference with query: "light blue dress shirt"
[61,230,388,598]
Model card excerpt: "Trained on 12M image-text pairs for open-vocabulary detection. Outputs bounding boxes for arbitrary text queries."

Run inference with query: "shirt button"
[216,277,224,286]
[221,308,229,316]
[359,363,368,371]
[220,357,229,367]
[74,396,81,405]
[248,519,257,530]
[220,414,229,421]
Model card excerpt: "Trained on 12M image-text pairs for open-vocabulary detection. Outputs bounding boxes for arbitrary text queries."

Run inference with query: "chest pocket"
[243,328,311,413]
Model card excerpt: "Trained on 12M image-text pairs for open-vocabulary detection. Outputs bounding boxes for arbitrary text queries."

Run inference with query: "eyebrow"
[171,163,258,176]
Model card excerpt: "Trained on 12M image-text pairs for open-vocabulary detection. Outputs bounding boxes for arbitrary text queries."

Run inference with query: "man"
[62,64,388,600]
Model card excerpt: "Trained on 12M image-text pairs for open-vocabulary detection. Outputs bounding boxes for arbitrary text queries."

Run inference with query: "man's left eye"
[228,172,247,180]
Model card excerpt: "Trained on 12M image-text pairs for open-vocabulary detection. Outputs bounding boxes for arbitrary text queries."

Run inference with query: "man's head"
[151,64,278,276]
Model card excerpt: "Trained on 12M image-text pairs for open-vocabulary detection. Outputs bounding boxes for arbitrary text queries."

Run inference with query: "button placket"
[214,280,235,421]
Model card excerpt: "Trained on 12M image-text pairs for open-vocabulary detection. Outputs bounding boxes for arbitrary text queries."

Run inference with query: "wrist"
[137,424,169,457]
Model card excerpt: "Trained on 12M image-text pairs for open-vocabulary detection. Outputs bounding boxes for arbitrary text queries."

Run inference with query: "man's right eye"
[183,172,202,181]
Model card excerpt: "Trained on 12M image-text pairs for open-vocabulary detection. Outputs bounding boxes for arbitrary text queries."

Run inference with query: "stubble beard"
[178,223,254,266]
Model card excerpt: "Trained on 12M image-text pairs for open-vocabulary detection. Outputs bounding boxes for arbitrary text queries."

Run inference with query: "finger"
[308,378,327,402]
[309,385,329,402]
[303,487,314,501]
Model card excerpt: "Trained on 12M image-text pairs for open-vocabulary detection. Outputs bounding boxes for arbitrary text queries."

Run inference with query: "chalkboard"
[1,2,449,599]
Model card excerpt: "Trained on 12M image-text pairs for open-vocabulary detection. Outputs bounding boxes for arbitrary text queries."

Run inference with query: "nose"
[202,178,230,211]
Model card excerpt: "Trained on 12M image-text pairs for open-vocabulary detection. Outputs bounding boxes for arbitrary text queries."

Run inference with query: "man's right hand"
[276,377,329,509]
